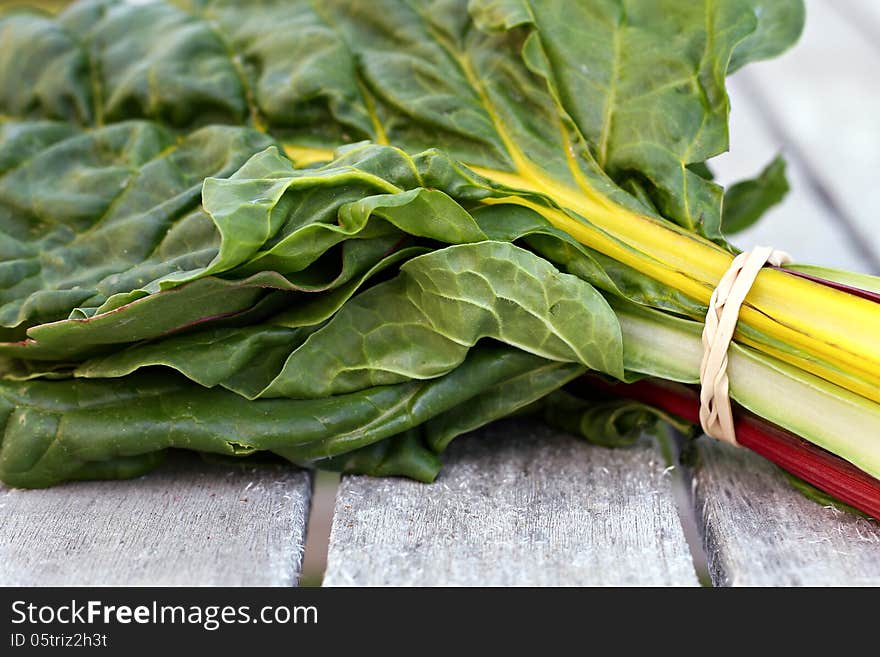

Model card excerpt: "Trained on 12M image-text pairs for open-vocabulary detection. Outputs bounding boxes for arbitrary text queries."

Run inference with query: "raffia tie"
[700,246,791,445]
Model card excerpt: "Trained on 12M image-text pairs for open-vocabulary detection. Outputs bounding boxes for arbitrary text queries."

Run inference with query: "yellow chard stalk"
[280,0,878,401]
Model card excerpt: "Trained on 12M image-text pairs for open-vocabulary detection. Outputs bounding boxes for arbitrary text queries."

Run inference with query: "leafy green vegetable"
[75,240,624,398]
[0,141,699,361]
[0,348,580,487]
[0,121,275,333]
[539,390,694,448]
[722,155,789,234]
[10,0,877,497]
[1,0,801,239]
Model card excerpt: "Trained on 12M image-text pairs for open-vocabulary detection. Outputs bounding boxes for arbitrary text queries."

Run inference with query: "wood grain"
[692,441,880,586]
[0,455,311,586]
[324,419,698,586]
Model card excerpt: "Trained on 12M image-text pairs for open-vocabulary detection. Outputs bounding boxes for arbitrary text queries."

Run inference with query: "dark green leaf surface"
[3,143,655,362]
[729,0,806,73]
[0,136,630,484]
[0,346,560,487]
[540,389,694,447]
[74,241,623,396]
[1,0,803,238]
[0,121,275,331]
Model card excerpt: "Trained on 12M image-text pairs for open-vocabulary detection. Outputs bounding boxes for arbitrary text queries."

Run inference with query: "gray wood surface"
[324,419,698,586]
[693,441,880,586]
[0,455,311,586]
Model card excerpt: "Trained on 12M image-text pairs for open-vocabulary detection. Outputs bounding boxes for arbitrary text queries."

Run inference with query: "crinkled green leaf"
[315,429,442,483]
[0,120,275,330]
[76,241,624,397]
[1,0,804,240]
[0,120,79,174]
[0,141,495,355]
[473,0,753,235]
[539,389,693,448]
[71,246,426,394]
[190,145,488,283]
[6,142,678,368]
[729,0,806,73]
[424,359,586,452]
[260,241,623,397]
[0,9,93,124]
[473,203,707,318]
[0,0,809,488]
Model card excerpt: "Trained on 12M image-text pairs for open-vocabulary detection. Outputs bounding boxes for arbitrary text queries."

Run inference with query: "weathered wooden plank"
[324,419,698,586]
[734,0,880,269]
[711,77,876,273]
[0,455,311,586]
[693,441,880,586]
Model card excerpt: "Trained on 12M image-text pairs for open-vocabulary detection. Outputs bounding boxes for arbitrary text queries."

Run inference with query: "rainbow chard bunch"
[1,0,879,516]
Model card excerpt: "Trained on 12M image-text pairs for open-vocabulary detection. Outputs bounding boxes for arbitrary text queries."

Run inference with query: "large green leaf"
[1,0,803,239]
[0,0,810,488]
[722,155,789,234]
[0,0,805,359]
[0,346,563,487]
[0,121,275,332]
[0,9,93,124]
[75,241,624,395]
[729,0,806,72]
[0,140,491,349]
[2,143,685,363]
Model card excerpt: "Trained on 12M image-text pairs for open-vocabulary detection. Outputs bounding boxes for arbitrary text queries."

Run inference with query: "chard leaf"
[0,121,79,174]
[687,162,714,181]
[191,145,487,283]
[76,241,624,397]
[0,9,93,124]
[259,241,623,397]
[0,139,492,354]
[0,1,811,488]
[316,429,443,483]
[0,121,275,330]
[470,0,754,235]
[423,359,586,452]
[0,346,553,487]
[472,203,707,318]
[721,155,789,235]
[1,0,804,240]
[4,143,659,367]
[729,0,806,73]
[72,246,427,395]
[539,389,694,447]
